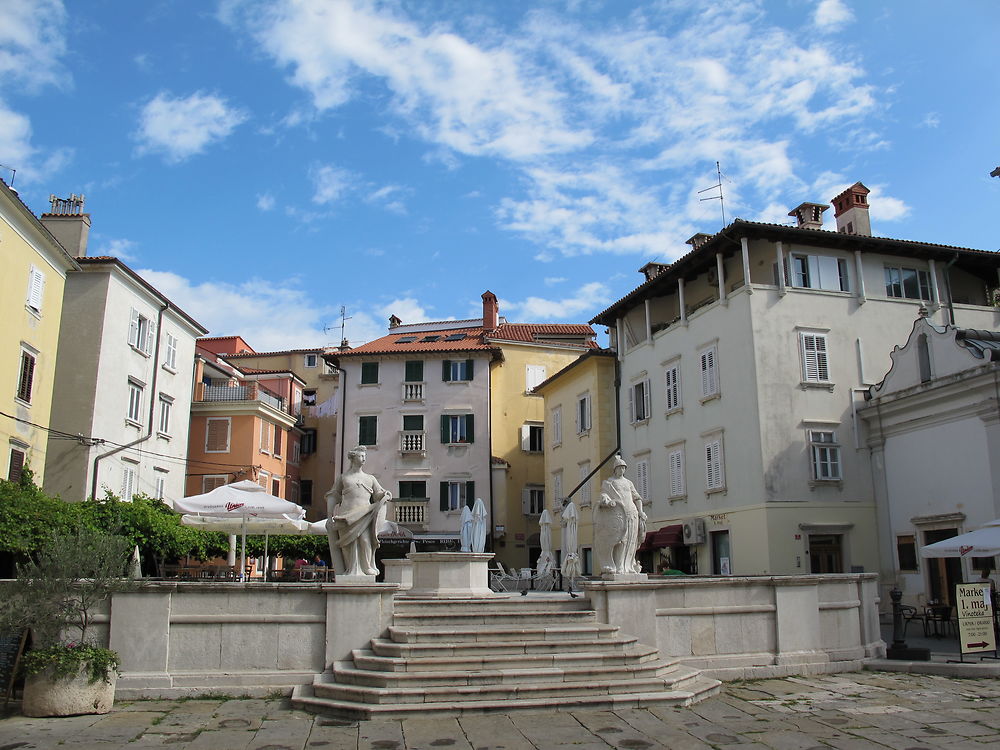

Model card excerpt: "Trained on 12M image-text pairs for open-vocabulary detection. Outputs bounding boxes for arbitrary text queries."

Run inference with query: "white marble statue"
[460,505,474,552]
[325,445,391,577]
[471,497,488,553]
[593,455,646,575]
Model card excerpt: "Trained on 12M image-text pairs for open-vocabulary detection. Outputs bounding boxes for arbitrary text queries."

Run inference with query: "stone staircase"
[291,595,720,720]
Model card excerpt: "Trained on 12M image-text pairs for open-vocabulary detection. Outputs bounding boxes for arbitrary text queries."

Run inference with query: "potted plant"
[0,526,134,717]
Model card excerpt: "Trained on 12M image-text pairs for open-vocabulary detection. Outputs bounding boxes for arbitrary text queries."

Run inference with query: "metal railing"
[399,430,425,453]
[197,380,288,413]
[402,382,424,401]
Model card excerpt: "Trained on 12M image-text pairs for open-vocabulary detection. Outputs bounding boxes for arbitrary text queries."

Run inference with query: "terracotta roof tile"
[335,322,596,357]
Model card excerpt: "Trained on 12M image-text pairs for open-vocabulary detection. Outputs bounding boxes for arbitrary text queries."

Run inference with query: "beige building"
[592,183,1000,577]
[533,349,618,574]
[1,185,79,484]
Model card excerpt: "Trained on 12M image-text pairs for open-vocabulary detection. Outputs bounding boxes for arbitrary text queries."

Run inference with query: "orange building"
[186,336,305,504]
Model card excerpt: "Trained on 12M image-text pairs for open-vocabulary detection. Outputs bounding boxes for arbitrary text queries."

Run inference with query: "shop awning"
[638,524,684,551]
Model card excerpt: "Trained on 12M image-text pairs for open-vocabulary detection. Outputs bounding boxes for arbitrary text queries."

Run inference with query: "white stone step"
[370,634,637,658]
[390,608,597,628]
[386,622,620,643]
[351,644,660,673]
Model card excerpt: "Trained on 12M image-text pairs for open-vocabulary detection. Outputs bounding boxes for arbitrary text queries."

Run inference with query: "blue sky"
[2,0,998,350]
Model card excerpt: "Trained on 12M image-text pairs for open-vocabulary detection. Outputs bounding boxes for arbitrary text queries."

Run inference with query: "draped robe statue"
[325,446,390,577]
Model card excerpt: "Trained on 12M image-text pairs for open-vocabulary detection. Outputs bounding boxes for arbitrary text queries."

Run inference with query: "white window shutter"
[553,473,562,505]
[26,266,45,311]
[522,488,531,514]
[552,408,561,445]
[642,379,651,419]
[574,401,580,433]
[637,460,649,500]
[145,320,156,354]
[128,308,140,347]
[520,424,531,451]
[627,386,635,423]
[669,449,684,496]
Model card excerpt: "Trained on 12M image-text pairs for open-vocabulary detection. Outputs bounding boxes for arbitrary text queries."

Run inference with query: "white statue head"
[347,445,367,467]
[611,454,627,476]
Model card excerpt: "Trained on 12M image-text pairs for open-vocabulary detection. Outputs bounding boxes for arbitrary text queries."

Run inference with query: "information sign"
[955,582,996,654]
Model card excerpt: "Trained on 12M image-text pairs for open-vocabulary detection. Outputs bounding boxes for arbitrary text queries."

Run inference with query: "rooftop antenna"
[698,161,727,229]
[332,305,353,347]
[0,163,16,188]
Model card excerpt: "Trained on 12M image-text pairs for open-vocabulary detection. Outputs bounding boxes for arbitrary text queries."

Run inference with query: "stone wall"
[583,573,883,680]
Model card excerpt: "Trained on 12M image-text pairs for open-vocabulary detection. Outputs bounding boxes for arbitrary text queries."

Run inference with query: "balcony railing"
[395,501,428,525]
[402,382,424,401]
[196,380,288,414]
[399,430,425,453]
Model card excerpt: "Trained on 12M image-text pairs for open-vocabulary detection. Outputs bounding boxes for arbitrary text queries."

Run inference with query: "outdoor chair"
[899,604,925,638]
[924,605,954,638]
[488,562,520,592]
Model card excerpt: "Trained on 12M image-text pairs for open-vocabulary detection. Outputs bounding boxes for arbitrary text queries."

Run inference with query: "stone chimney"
[482,290,499,330]
[788,202,828,230]
[831,182,871,236]
[685,233,713,249]
[388,314,402,329]
[40,193,90,257]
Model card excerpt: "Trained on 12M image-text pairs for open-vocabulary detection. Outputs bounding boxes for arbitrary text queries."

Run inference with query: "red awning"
[638,524,684,551]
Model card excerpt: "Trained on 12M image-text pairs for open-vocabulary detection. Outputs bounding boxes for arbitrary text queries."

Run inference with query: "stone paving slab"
[5,672,1000,749]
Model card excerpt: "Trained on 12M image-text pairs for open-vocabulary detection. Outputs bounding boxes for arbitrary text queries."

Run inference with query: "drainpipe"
[90,303,167,501]
[487,356,494,553]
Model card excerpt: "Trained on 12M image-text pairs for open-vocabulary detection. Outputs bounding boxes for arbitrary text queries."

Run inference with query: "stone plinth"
[404,552,494,597]
[600,572,648,583]
[383,558,413,590]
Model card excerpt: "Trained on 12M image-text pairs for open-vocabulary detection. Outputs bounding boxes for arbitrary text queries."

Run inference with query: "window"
[399,480,427,500]
[403,414,424,431]
[164,334,178,370]
[260,421,272,453]
[121,463,136,502]
[628,378,651,423]
[301,428,317,455]
[523,486,545,515]
[154,470,167,500]
[304,353,318,368]
[258,470,269,489]
[358,415,378,446]
[291,435,300,463]
[301,479,313,506]
[664,364,681,412]
[205,417,231,453]
[897,534,918,572]
[551,406,562,447]
[885,265,932,301]
[582,547,593,576]
[127,380,144,424]
[128,308,154,354]
[302,389,317,407]
[26,265,45,313]
[8,447,26,483]
[421,335,441,343]
[578,462,592,506]
[440,480,474,511]
[289,480,300,504]
[576,394,592,433]
[441,414,474,444]
[273,426,283,457]
[404,360,424,382]
[203,475,227,492]
[786,254,849,292]
[521,423,544,452]
[809,430,841,481]
[525,364,547,392]
[552,471,563,507]
[668,445,686,498]
[16,348,35,404]
[443,359,474,382]
[157,395,172,435]
[705,437,725,491]
[444,333,465,342]
[271,478,280,497]
[360,362,379,384]
[800,332,830,383]
[699,345,719,399]
[635,458,650,501]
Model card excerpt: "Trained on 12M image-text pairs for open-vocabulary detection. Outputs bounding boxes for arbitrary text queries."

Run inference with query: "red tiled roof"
[335,322,596,357]
[489,323,596,346]
[226,347,326,358]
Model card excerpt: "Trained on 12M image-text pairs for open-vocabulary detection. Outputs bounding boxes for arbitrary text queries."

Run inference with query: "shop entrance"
[923,528,962,605]
[808,534,844,573]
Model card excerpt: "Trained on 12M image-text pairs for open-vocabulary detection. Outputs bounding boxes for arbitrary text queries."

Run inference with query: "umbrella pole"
[240,519,247,582]
[264,533,270,582]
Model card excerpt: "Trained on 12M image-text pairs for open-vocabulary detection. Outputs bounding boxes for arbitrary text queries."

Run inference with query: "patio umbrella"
[471,497,488,553]
[920,519,1000,558]
[173,481,306,580]
[561,501,581,585]
[536,509,557,578]
[181,514,313,580]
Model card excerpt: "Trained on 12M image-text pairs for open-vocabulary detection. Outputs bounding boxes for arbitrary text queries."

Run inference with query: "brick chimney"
[482,290,499,330]
[685,233,713,249]
[788,202,828,230]
[40,194,90,257]
[388,314,402,329]
[831,182,871,236]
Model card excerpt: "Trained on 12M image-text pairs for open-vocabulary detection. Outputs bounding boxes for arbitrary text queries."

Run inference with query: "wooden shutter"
[700,348,717,396]
[465,481,475,509]
[520,424,531,451]
[26,265,45,311]
[128,308,140,347]
[440,482,449,511]
[636,460,649,500]
[801,333,829,381]
[665,367,678,410]
[553,473,562,506]
[441,415,450,443]
[442,360,451,381]
[627,384,635,423]
[145,319,156,354]
[552,407,561,445]
[8,449,25,483]
[642,379,651,420]
[705,439,723,489]
[405,360,423,382]
[521,488,531,515]
[465,414,474,443]
[465,359,474,380]
[668,449,685,497]
[16,352,34,403]
[206,418,230,452]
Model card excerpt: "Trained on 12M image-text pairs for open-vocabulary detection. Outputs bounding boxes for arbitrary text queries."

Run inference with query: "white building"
[44,249,207,503]
[591,183,1000,578]
[860,315,1000,606]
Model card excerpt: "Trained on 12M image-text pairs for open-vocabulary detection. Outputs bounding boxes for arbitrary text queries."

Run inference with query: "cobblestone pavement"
[3,672,1000,749]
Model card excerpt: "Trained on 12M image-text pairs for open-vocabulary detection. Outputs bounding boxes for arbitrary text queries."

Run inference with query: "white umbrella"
[536,509,557,578]
[174,481,306,580]
[561,501,581,584]
[460,506,474,552]
[921,520,1000,558]
[471,497,488,553]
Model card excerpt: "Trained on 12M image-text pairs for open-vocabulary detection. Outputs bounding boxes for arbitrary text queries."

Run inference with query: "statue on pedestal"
[593,455,646,575]
[325,445,391,577]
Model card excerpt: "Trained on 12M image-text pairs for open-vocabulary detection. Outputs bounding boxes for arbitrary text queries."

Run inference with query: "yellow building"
[1,183,80,482]
[533,350,618,574]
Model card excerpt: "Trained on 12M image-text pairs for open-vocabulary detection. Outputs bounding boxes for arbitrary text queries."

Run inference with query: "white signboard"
[955,582,996,654]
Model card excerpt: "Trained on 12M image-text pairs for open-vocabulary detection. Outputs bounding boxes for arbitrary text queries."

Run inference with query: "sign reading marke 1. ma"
[956,582,996,654]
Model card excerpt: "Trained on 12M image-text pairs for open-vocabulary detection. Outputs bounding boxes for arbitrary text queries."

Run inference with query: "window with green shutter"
[440,480,475,511]
[442,359,474,381]
[441,414,474,443]
[358,415,377,445]
[404,360,423,382]
[402,414,423,431]
[399,480,427,500]
[360,362,379,384]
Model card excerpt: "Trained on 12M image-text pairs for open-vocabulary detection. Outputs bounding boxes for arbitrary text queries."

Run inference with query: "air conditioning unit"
[682,518,707,545]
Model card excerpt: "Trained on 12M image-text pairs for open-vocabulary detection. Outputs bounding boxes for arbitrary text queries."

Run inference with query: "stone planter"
[22,665,118,717]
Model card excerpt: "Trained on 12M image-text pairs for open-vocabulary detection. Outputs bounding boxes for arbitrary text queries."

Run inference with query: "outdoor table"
[924,605,954,638]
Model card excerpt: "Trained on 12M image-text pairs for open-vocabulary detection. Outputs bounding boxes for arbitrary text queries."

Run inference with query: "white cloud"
[544,277,566,286]
[0,0,68,90]
[813,0,854,32]
[135,91,248,163]
[94,237,139,262]
[310,164,354,205]
[375,297,431,326]
[256,192,275,211]
[921,112,940,128]
[500,281,612,322]
[366,184,408,214]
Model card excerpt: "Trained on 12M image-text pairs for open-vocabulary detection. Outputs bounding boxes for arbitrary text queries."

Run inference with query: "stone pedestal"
[336,573,377,584]
[383,558,413,590]
[404,552,494,597]
[600,572,648,583]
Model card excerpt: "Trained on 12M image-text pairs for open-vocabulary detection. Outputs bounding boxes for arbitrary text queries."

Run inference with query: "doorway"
[808,534,844,573]
[923,528,962,605]
[711,530,731,575]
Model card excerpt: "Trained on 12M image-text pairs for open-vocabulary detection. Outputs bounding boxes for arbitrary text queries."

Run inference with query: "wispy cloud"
[921,112,940,128]
[256,192,275,211]
[310,163,354,205]
[135,91,248,163]
[500,281,612,322]
[94,237,139,263]
[813,0,854,32]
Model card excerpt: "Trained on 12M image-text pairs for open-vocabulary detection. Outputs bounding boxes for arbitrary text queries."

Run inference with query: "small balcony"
[195,380,288,414]
[399,430,426,454]
[402,382,425,402]
[395,501,428,526]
